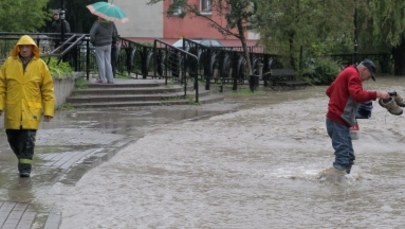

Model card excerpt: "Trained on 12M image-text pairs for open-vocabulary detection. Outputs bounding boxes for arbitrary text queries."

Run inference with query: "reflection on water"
[7,178,34,203]
[55,78,405,228]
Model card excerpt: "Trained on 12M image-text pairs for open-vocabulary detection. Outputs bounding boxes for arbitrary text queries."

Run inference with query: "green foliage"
[227,87,266,96]
[114,71,131,79]
[301,58,341,85]
[0,0,49,32]
[256,0,354,68]
[46,57,73,80]
[369,0,405,47]
[0,40,16,61]
[253,0,405,74]
[368,0,405,74]
[221,0,258,31]
[74,78,88,89]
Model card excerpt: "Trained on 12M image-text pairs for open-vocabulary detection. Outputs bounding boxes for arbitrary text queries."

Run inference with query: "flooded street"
[44,77,405,228]
[1,77,405,228]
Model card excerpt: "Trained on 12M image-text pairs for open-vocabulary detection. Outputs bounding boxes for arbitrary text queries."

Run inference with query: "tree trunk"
[288,33,295,68]
[393,38,405,75]
[237,19,252,76]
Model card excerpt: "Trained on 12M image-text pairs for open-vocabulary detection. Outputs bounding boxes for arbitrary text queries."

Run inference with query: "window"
[170,0,183,16]
[201,0,212,14]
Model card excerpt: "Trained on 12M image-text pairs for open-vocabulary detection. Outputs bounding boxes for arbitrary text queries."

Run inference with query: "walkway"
[0,89,243,228]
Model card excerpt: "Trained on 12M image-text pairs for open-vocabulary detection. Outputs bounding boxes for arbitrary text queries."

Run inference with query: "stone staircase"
[65,79,223,108]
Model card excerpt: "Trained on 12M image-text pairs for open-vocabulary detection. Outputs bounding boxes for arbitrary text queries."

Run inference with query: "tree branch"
[198,13,240,38]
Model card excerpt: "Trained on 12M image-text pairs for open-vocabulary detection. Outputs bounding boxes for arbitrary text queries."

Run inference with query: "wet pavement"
[1,77,405,228]
[0,85,254,228]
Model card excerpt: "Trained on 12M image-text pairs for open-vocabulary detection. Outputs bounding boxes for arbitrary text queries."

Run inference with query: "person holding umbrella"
[89,17,118,84]
[87,1,128,84]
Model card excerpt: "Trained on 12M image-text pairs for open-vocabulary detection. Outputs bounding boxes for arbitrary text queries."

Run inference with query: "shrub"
[301,58,341,85]
[46,57,73,80]
[74,77,88,89]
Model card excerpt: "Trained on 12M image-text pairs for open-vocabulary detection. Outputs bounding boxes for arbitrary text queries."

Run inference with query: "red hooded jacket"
[326,65,377,127]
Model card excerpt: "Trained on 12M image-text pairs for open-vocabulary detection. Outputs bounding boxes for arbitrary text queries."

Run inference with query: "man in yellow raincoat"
[0,35,55,178]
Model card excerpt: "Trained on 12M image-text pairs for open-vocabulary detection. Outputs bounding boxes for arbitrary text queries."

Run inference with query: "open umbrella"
[86,1,129,23]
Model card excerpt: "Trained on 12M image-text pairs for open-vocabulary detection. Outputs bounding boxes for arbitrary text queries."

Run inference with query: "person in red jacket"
[320,59,390,178]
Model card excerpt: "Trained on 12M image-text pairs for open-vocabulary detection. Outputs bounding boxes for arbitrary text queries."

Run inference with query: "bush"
[74,77,88,89]
[301,58,341,85]
[46,57,73,80]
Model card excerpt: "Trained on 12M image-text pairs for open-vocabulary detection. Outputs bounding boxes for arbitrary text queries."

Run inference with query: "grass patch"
[225,86,266,97]
[159,95,200,105]
[115,71,132,79]
[75,78,89,89]
[57,103,75,111]
[186,95,200,105]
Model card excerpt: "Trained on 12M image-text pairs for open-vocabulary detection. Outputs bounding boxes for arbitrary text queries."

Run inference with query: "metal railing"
[330,53,391,73]
[153,39,200,103]
[1,33,393,97]
[0,32,94,79]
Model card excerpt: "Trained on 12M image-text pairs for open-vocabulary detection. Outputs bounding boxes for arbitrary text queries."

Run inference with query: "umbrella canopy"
[86,1,129,23]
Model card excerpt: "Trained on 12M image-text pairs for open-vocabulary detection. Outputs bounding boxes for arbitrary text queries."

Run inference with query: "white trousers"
[94,45,114,83]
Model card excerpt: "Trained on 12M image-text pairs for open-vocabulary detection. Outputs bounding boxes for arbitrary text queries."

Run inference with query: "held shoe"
[389,91,405,107]
[378,97,403,115]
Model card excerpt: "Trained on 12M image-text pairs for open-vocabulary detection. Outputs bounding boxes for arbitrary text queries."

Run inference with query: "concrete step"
[66,78,223,108]
[66,91,188,103]
[71,86,187,96]
[70,99,191,108]
[69,93,224,108]
[86,79,164,88]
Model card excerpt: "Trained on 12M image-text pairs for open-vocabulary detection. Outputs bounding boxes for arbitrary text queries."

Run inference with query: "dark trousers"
[6,129,37,174]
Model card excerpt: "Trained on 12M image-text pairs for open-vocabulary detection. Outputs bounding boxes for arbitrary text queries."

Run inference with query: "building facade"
[115,0,259,47]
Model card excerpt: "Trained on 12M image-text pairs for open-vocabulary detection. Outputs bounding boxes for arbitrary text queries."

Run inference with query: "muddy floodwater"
[5,77,405,228]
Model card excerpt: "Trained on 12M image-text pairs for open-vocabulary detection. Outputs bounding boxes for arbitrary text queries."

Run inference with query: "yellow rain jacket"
[0,35,55,130]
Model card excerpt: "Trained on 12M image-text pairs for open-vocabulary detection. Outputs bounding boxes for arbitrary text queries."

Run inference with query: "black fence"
[0,32,95,78]
[151,38,281,92]
[0,33,393,94]
[330,53,391,73]
[153,39,200,102]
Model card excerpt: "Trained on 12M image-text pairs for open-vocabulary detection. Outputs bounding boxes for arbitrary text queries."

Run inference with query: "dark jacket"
[51,20,71,33]
[89,20,118,47]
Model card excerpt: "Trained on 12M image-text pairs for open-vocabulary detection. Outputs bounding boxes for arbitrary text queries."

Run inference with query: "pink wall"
[163,0,238,40]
